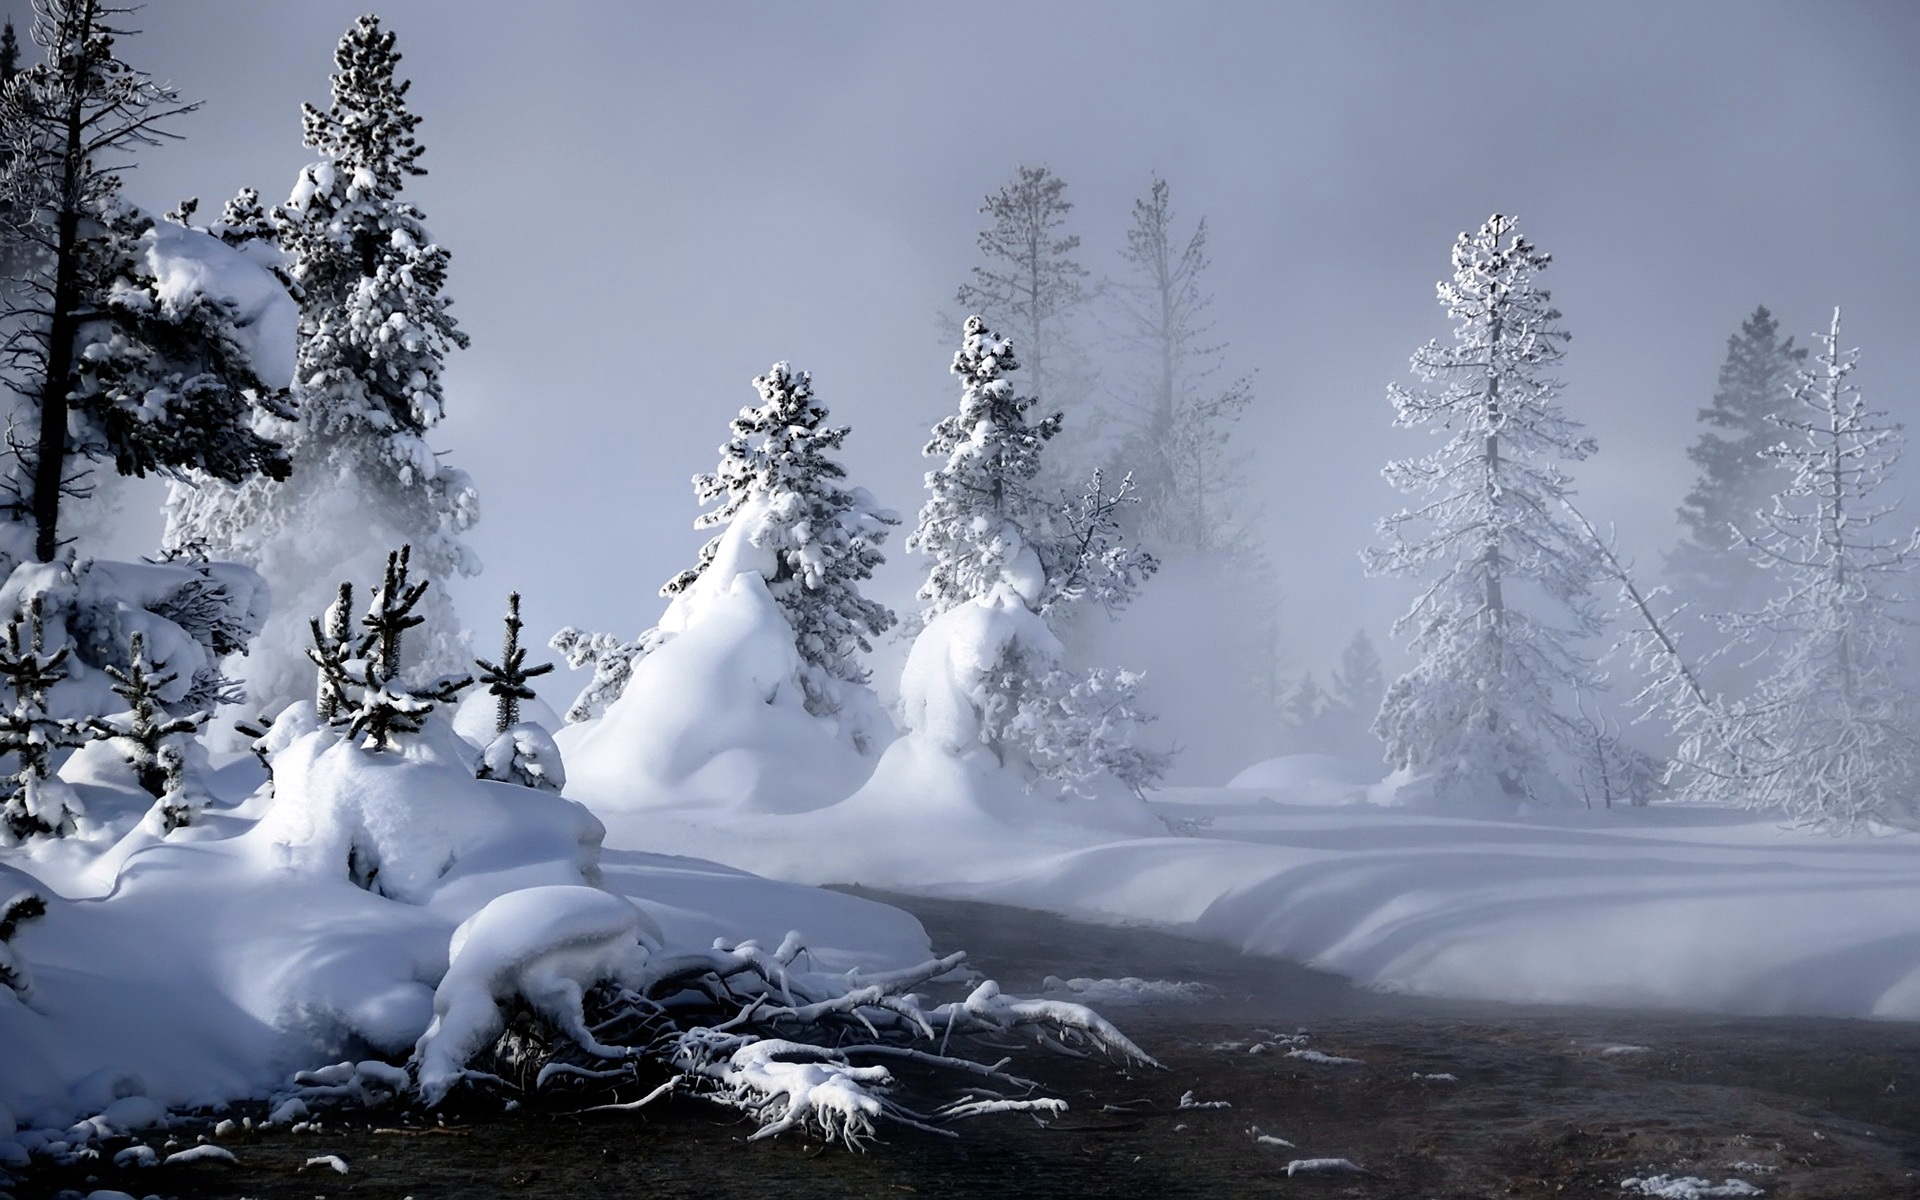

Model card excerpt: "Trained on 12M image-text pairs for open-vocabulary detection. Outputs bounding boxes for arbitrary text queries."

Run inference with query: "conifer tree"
[0,598,92,837]
[165,15,476,713]
[309,547,472,752]
[664,362,898,712]
[0,0,289,563]
[1365,214,1608,804]
[91,631,207,799]
[1110,176,1254,553]
[910,317,1063,619]
[1670,310,1920,829]
[909,317,1166,796]
[1669,306,1806,613]
[549,626,657,724]
[1329,629,1385,721]
[474,592,553,735]
[956,165,1095,423]
[0,20,18,83]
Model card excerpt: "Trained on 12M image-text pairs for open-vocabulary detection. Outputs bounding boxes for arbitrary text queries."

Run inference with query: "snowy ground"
[584,760,1920,1023]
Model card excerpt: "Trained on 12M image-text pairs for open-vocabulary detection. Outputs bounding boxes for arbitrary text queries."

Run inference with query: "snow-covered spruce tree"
[1669,306,1806,616]
[548,626,660,725]
[956,165,1096,427]
[1669,310,1920,829]
[906,316,1165,797]
[0,0,291,564]
[661,362,898,715]
[163,14,476,716]
[1365,214,1609,805]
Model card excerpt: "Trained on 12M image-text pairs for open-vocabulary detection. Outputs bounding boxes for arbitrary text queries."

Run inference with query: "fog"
[25,0,1920,782]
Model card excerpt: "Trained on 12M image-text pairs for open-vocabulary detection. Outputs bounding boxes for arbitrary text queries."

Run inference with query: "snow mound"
[413,885,660,1105]
[559,573,877,814]
[252,713,604,911]
[1225,754,1377,803]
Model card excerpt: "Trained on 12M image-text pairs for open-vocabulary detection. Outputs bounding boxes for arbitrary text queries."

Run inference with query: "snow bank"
[559,573,876,814]
[254,712,603,913]
[603,772,1920,1022]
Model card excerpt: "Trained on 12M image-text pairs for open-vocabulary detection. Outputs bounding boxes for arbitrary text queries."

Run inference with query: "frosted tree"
[1670,311,1920,829]
[164,15,476,714]
[473,592,553,736]
[1669,306,1805,615]
[663,362,898,713]
[1109,176,1254,554]
[909,317,1063,619]
[549,627,660,724]
[908,316,1165,797]
[0,0,290,563]
[956,165,1095,425]
[1365,214,1608,804]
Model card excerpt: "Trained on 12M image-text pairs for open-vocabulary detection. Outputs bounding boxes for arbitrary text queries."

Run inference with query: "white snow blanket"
[0,721,932,1130]
[596,771,1920,1022]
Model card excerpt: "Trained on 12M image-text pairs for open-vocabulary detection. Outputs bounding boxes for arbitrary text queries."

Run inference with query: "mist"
[29,0,1920,784]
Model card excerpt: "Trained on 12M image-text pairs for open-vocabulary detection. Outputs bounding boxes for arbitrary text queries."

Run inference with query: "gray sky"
[17,1,1920,751]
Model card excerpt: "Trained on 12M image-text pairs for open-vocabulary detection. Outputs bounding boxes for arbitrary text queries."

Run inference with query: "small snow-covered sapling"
[93,631,209,800]
[307,581,355,722]
[474,592,553,735]
[0,598,95,838]
[308,547,473,751]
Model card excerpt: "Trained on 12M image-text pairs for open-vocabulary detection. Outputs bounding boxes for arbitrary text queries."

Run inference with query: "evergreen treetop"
[1670,305,1806,609]
[665,362,898,706]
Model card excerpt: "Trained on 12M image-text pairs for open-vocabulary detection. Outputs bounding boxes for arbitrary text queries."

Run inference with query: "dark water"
[17,891,1920,1199]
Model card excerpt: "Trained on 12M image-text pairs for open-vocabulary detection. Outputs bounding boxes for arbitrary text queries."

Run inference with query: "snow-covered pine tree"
[956,165,1096,427]
[1669,306,1806,616]
[163,14,477,715]
[549,627,657,725]
[911,317,1158,623]
[1365,214,1608,805]
[1671,310,1920,830]
[0,0,291,564]
[910,316,1062,619]
[662,362,898,713]
[1109,176,1254,554]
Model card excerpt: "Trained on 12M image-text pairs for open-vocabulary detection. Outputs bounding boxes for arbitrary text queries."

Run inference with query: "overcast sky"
[12,0,1919,748]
